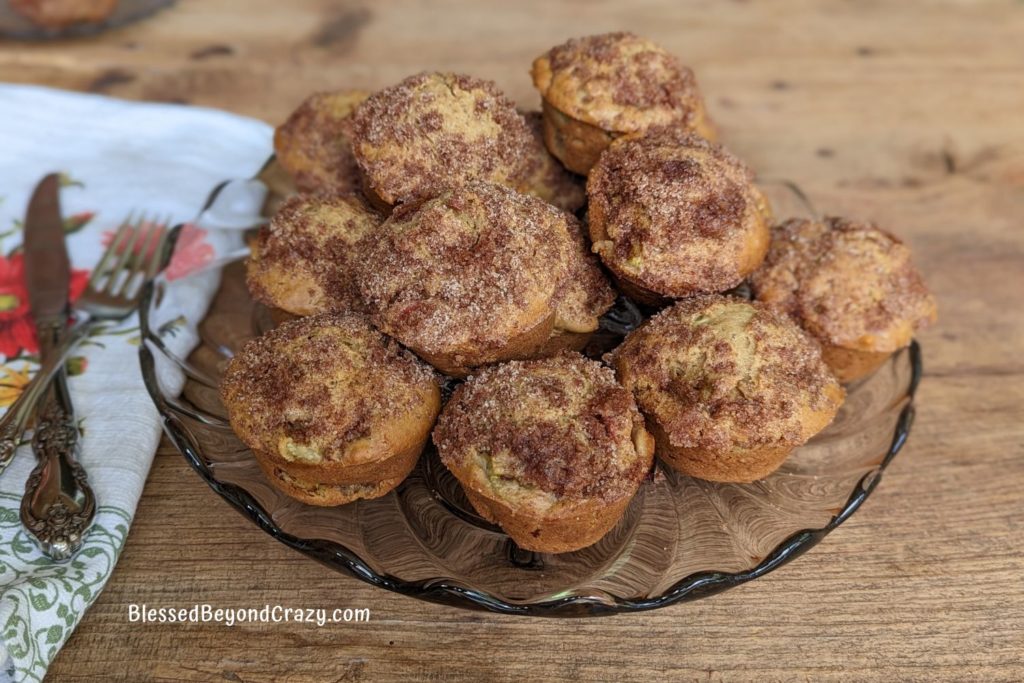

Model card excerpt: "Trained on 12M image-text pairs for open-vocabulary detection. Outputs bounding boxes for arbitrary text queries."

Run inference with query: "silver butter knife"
[19,173,95,561]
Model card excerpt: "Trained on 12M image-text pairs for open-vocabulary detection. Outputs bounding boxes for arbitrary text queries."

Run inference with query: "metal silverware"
[19,173,95,560]
[0,211,175,463]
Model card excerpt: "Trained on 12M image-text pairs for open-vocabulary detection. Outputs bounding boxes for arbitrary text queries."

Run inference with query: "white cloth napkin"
[0,83,272,682]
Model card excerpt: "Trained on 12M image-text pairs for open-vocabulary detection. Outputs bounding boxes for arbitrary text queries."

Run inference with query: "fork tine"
[144,220,175,280]
[103,213,146,295]
[87,217,134,291]
[136,220,164,270]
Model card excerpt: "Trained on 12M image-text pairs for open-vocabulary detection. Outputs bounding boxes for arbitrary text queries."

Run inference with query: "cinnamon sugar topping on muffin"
[355,182,591,374]
[611,296,844,481]
[587,128,772,300]
[273,90,368,194]
[349,72,536,206]
[751,217,937,353]
[246,194,381,317]
[220,313,438,466]
[532,32,711,135]
[435,354,651,503]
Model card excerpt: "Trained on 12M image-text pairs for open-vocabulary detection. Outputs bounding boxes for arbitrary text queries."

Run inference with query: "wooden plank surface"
[2,0,1023,680]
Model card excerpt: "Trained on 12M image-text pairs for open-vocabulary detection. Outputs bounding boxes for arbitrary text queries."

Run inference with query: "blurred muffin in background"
[273,89,368,194]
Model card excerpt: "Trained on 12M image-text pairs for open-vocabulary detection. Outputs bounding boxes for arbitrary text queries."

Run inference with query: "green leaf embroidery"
[28,593,52,612]
[43,625,62,645]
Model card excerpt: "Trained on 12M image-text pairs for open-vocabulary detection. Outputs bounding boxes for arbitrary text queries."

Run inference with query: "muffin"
[10,0,118,29]
[544,213,617,353]
[273,90,368,194]
[751,217,937,382]
[246,194,381,318]
[433,354,655,553]
[220,313,440,506]
[587,128,772,305]
[348,72,536,208]
[610,296,845,483]
[520,110,586,213]
[531,32,716,174]
[356,181,605,376]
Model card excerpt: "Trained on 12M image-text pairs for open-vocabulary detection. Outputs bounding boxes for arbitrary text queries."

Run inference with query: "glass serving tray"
[138,168,921,617]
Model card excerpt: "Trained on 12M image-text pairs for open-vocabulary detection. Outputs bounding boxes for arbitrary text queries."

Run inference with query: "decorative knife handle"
[0,320,93,467]
[20,389,95,561]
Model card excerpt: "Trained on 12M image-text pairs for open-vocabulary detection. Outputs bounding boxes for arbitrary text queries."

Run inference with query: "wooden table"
[3,1,1023,680]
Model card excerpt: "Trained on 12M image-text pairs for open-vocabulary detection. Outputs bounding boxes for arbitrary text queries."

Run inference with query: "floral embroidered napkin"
[0,83,272,682]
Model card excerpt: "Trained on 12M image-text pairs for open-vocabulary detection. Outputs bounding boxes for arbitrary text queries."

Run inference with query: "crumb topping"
[273,90,368,194]
[220,313,438,463]
[350,72,535,205]
[355,182,578,362]
[587,128,771,296]
[532,32,706,132]
[246,194,382,316]
[434,353,650,502]
[751,217,937,352]
[610,296,843,453]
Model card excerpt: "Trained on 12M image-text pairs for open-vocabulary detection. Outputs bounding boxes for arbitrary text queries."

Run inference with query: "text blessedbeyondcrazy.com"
[127,604,371,627]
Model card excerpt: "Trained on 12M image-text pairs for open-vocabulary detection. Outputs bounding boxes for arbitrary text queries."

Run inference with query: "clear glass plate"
[138,170,921,617]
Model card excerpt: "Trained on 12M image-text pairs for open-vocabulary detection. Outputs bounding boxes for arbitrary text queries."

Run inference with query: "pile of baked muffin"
[220,32,936,553]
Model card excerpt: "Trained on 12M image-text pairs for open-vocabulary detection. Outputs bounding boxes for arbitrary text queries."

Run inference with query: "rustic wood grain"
[2,0,1022,680]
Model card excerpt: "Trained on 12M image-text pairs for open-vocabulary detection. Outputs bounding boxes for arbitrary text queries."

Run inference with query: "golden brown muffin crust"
[355,182,580,372]
[611,296,844,455]
[349,72,535,206]
[220,313,438,466]
[588,128,771,298]
[520,110,586,212]
[434,354,652,504]
[273,90,368,194]
[751,217,937,353]
[246,194,381,317]
[531,32,709,134]
[255,457,406,507]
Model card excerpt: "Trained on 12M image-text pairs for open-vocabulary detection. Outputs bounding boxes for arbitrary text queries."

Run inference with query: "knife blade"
[19,172,94,561]
[23,173,71,329]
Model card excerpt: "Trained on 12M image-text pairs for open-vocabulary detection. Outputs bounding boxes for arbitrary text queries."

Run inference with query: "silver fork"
[0,213,176,464]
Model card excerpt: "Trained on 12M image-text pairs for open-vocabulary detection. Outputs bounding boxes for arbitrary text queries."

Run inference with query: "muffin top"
[273,90,368,194]
[588,128,771,297]
[554,214,617,334]
[531,32,706,134]
[220,313,438,466]
[433,353,652,508]
[349,72,535,206]
[520,110,586,212]
[610,296,844,454]
[751,217,937,353]
[246,194,381,316]
[356,182,576,366]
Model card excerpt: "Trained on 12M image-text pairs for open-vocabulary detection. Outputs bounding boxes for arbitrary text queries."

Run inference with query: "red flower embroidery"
[165,223,214,281]
[100,222,214,282]
[0,252,89,360]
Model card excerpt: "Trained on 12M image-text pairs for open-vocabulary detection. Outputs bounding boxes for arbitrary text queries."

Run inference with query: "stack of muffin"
[220,32,936,553]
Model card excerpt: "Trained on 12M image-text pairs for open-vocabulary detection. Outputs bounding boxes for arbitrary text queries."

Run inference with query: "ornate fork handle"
[0,320,96,471]
[20,375,95,561]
